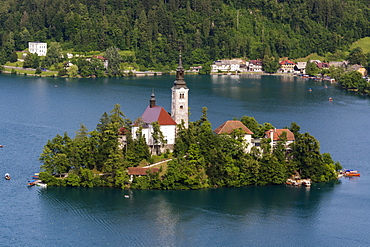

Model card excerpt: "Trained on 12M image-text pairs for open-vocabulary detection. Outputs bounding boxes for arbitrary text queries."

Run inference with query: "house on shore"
[127,167,160,182]
[329,61,348,69]
[248,60,263,72]
[28,41,47,56]
[211,59,241,73]
[316,62,330,70]
[279,60,296,73]
[91,55,108,69]
[264,128,295,150]
[294,62,307,74]
[348,64,367,76]
[214,120,254,153]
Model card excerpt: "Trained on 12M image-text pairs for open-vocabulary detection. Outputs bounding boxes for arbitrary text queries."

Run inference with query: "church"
[131,54,189,153]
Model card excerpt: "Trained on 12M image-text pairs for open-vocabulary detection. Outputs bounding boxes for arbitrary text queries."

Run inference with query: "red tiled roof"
[265,129,295,141]
[127,167,160,175]
[92,55,106,60]
[316,62,330,69]
[279,60,296,65]
[138,106,177,126]
[214,120,254,135]
[249,60,263,65]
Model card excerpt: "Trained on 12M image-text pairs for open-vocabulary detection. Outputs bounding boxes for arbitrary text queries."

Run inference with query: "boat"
[329,97,333,102]
[28,180,36,186]
[4,173,10,180]
[343,169,361,177]
[0,145,3,148]
[36,183,47,188]
[302,180,311,187]
[286,179,293,185]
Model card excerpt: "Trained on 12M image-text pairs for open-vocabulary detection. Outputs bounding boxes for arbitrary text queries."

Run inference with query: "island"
[38,103,341,190]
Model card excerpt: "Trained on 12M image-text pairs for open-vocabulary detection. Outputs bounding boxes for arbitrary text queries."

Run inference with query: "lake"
[0,73,369,246]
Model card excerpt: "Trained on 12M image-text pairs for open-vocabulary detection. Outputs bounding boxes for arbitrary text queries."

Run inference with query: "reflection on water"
[34,182,339,246]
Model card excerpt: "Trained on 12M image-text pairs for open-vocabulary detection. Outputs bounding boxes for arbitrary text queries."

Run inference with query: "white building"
[265,128,295,150]
[248,60,263,72]
[211,59,241,73]
[171,54,189,128]
[28,42,47,56]
[294,62,307,74]
[132,92,177,153]
[214,120,254,153]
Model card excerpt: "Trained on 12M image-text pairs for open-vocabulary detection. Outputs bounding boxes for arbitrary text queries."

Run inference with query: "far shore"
[1,65,332,81]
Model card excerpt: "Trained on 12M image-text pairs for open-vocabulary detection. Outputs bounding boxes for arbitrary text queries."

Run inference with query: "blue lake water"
[0,73,369,246]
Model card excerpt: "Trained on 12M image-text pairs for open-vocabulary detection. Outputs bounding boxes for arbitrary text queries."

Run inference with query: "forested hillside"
[1,0,370,68]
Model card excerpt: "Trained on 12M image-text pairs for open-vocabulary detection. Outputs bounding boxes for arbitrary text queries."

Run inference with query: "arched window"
[180,93,184,99]
[180,105,183,109]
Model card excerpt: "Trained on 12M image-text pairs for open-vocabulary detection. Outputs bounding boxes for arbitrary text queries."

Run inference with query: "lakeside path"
[143,159,173,168]
[2,65,58,76]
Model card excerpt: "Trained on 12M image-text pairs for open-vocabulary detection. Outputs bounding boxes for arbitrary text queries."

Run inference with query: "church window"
[180,93,184,99]
[180,105,183,109]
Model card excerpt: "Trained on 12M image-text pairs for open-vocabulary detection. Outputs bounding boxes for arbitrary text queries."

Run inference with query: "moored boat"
[28,180,36,186]
[302,180,311,187]
[36,183,47,188]
[343,169,361,177]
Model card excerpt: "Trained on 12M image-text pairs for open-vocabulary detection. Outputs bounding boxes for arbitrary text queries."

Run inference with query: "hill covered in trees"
[1,0,370,69]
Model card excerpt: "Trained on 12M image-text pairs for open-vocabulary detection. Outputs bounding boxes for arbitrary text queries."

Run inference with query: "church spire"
[174,52,187,89]
[171,51,189,129]
[149,89,156,108]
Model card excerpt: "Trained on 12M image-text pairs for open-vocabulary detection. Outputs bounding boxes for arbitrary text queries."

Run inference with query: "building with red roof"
[132,92,177,152]
[214,120,254,152]
[279,60,296,73]
[127,167,160,182]
[264,128,295,149]
[248,60,263,72]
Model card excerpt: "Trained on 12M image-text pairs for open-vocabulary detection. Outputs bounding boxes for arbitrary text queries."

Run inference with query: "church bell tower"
[171,53,189,128]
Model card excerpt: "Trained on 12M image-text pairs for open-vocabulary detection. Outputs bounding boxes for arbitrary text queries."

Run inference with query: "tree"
[45,42,63,67]
[9,51,18,63]
[39,133,72,174]
[263,55,279,73]
[105,46,122,76]
[32,53,40,69]
[23,53,34,68]
[305,61,319,76]
[35,67,42,74]
[67,64,79,78]
[151,121,166,155]
[198,61,212,75]
[75,123,88,140]
[339,71,366,89]
[348,47,366,65]
[240,116,262,137]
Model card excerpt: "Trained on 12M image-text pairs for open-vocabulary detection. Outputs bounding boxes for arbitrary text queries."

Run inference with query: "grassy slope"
[350,37,370,54]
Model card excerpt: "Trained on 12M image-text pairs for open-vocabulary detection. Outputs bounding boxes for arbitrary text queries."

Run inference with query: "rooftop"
[214,120,254,135]
[137,106,177,126]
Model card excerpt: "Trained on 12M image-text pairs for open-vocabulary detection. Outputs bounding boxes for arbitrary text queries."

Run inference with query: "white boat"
[36,183,47,188]
[4,173,10,180]
[302,181,311,187]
